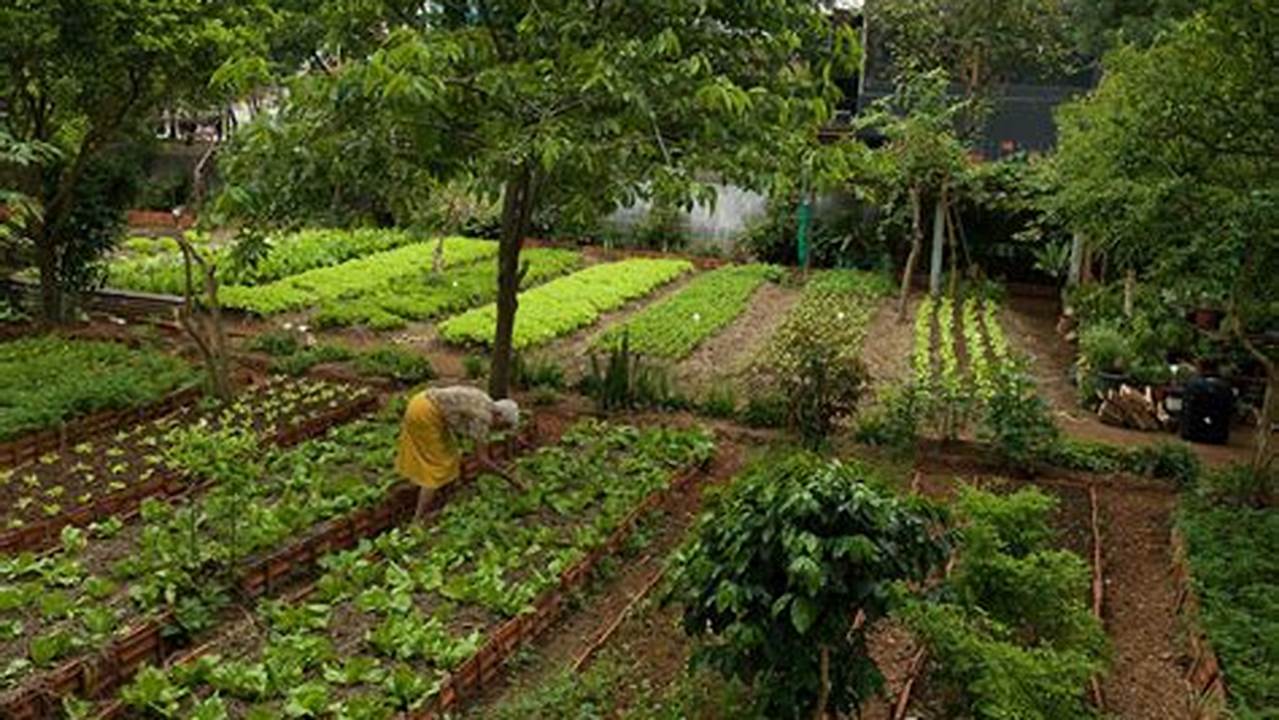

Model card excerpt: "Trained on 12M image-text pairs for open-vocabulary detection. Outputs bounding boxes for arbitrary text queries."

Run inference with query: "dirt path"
[1096,485,1189,719]
[460,437,747,717]
[861,296,918,397]
[1002,294,1255,467]
[675,282,801,396]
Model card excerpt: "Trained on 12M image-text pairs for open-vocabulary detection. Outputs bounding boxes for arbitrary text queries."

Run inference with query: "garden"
[1,0,1276,718]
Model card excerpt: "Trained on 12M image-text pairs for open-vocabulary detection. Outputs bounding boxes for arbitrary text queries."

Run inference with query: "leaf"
[790,595,819,634]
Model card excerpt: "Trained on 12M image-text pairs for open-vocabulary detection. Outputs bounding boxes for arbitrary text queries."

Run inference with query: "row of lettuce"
[92,419,712,717]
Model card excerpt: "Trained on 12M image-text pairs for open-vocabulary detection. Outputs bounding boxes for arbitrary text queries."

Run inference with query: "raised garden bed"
[96,421,714,718]
[0,378,378,554]
[0,420,544,719]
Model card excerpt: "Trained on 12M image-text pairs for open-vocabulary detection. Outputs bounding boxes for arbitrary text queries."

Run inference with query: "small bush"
[268,344,354,376]
[978,364,1060,470]
[512,354,565,391]
[247,330,301,357]
[740,394,787,429]
[462,354,488,380]
[1198,463,1276,508]
[778,340,868,449]
[700,386,738,419]
[581,332,687,412]
[353,347,435,384]
[1129,440,1201,488]
[853,385,922,449]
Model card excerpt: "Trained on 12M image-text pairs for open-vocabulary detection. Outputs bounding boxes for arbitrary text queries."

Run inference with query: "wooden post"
[929,196,945,296]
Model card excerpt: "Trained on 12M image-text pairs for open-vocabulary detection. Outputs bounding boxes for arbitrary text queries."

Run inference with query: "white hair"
[493,398,520,427]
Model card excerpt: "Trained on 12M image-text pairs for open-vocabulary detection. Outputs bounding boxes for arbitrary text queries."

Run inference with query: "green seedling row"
[438,258,693,349]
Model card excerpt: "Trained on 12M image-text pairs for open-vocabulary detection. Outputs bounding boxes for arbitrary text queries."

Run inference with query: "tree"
[1052,0,1279,481]
[867,0,1078,137]
[231,1,855,398]
[668,453,947,718]
[0,0,270,323]
[853,70,969,319]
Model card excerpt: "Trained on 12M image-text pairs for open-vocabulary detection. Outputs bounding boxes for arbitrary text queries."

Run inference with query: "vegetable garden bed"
[593,264,777,360]
[96,421,714,718]
[0,379,377,554]
[310,248,580,330]
[106,229,434,297]
[438,258,693,349]
[0,418,543,720]
[0,336,196,445]
[219,238,498,316]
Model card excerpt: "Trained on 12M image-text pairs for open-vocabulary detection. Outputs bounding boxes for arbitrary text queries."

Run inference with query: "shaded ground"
[1002,294,1256,467]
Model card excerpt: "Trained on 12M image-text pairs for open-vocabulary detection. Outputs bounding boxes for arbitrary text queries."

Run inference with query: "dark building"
[850,10,1097,158]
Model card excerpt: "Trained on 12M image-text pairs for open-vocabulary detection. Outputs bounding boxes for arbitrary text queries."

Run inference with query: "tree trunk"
[490,163,535,399]
[928,194,945,297]
[898,186,925,322]
[1068,232,1084,287]
[813,644,831,720]
[176,235,234,403]
[1123,269,1136,318]
[35,230,63,325]
[1255,364,1277,493]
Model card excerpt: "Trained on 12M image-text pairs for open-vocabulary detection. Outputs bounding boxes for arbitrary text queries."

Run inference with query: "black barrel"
[1180,377,1233,445]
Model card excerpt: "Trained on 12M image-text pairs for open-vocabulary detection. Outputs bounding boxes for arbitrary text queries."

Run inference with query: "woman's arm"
[476,439,527,491]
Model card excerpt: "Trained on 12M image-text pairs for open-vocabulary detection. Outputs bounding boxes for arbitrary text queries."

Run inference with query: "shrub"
[898,487,1108,720]
[740,394,787,429]
[979,363,1060,470]
[512,354,565,391]
[853,384,922,449]
[699,385,738,419]
[1198,463,1276,508]
[462,354,488,380]
[581,332,686,412]
[268,344,354,376]
[246,330,301,357]
[1078,321,1131,375]
[668,453,946,719]
[1129,440,1201,488]
[353,347,435,384]
[781,343,869,449]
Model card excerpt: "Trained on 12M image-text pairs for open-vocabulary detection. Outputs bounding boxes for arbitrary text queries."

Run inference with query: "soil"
[1001,294,1256,467]
[1095,485,1189,719]
[674,282,802,397]
[861,297,918,397]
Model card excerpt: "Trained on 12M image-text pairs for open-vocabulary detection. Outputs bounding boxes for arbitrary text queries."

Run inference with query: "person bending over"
[394,385,523,521]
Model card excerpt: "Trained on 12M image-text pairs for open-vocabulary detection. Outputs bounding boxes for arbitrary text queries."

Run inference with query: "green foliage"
[268,344,355,377]
[596,265,777,360]
[511,354,565,392]
[122,421,715,715]
[582,332,687,413]
[740,394,788,429]
[106,229,432,296]
[1198,464,1276,510]
[311,248,580,330]
[1179,500,1279,716]
[0,336,194,441]
[221,238,498,316]
[352,347,435,385]
[978,363,1061,470]
[1044,437,1202,486]
[247,330,301,358]
[669,454,946,718]
[440,259,692,349]
[899,487,1108,720]
[462,355,488,381]
[699,385,739,420]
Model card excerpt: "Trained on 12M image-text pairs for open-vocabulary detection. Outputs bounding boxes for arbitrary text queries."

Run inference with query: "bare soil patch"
[860,296,917,398]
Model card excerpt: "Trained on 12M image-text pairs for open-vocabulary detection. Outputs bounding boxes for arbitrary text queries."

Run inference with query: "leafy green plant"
[352,347,435,384]
[268,344,355,376]
[699,385,738,419]
[897,487,1108,720]
[439,258,693,348]
[511,353,566,391]
[669,453,946,718]
[462,354,488,380]
[0,336,195,441]
[595,264,776,360]
[979,362,1061,471]
[740,394,787,429]
[582,332,686,412]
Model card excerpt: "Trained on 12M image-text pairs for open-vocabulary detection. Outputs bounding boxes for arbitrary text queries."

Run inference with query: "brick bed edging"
[415,459,709,718]
[1170,527,1229,719]
[7,427,541,720]
[0,386,202,469]
[0,393,380,556]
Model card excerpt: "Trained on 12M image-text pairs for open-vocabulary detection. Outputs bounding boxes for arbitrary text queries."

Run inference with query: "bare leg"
[415,486,437,523]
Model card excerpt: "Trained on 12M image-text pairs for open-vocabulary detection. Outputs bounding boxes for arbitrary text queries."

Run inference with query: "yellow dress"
[395,392,461,489]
